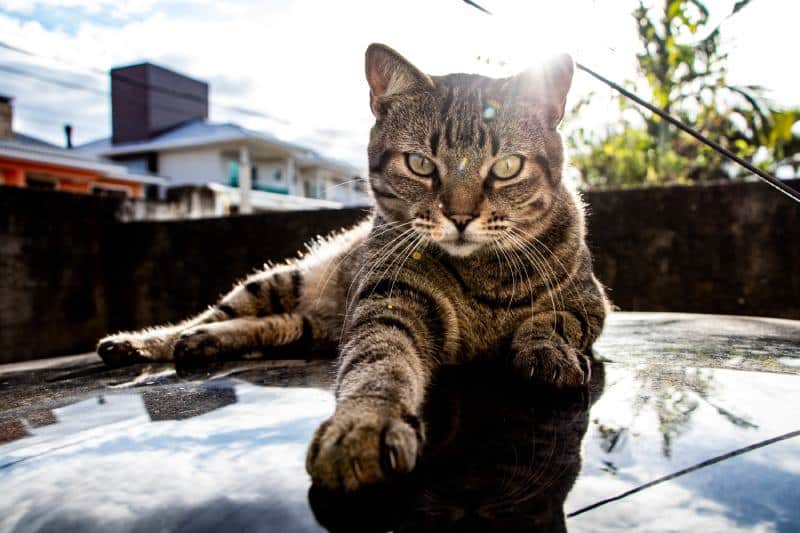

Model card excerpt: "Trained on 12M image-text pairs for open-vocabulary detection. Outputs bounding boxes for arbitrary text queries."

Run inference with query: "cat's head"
[365,44,574,257]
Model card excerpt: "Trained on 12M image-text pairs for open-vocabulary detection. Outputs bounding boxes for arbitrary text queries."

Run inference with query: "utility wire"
[0,62,224,120]
[567,428,800,517]
[0,64,106,95]
[0,54,363,164]
[0,40,292,127]
[460,0,800,205]
[576,63,800,204]
[462,0,492,15]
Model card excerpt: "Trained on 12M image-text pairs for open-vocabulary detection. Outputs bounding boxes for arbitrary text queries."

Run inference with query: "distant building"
[77,63,370,212]
[0,95,164,198]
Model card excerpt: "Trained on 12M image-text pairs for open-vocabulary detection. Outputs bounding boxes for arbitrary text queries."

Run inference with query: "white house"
[79,120,370,211]
[76,62,370,212]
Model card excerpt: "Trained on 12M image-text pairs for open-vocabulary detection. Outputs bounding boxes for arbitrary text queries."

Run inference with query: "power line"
[576,63,800,204]
[0,38,375,156]
[0,39,291,126]
[459,0,800,204]
[0,55,365,165]
[462,0,492,15]
[0,62,215,119]
[0,64,105,95]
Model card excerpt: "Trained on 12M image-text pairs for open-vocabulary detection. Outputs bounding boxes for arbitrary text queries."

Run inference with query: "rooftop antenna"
[63,124,73,149]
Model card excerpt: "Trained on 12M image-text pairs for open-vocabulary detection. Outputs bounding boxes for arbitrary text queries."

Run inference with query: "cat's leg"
[97,265,309,365]
[306,282,454,491]
[97,308,225,366]
[173,313,313,364]
[511,269,607,387]
[97,219,372,366]
[510,309,603,387]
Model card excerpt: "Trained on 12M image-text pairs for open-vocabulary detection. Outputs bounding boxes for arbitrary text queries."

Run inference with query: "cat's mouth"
[423,223,485,256]
[433,233,471,245]
[435,234,483,257]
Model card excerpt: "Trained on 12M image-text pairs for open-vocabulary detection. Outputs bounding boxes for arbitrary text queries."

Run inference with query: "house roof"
[0,139,166,185]
[9,132,59,149]
[77,120,360,175]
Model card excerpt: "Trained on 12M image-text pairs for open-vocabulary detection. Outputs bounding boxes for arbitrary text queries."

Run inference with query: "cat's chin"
[436,240,483,258]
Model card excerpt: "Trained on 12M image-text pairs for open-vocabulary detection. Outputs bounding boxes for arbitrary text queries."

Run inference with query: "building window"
[115,155,156,174]
[228,161,239,187]
[303,179,315,198]
[228,162,259,188]
[273,169,283,182]
[25,174,58,190]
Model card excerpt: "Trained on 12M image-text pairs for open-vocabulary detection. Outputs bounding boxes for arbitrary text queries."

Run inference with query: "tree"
[568,0,799,189]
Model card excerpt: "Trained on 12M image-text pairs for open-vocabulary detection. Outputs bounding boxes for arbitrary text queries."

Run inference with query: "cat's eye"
[491,155,523,179]
[406,154,436,177]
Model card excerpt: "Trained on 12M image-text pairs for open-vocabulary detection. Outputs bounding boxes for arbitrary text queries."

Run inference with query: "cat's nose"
[447,213,476,233]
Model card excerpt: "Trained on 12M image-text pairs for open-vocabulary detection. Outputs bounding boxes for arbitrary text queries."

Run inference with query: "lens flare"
[457,156,469,174]
[483,98,501,120]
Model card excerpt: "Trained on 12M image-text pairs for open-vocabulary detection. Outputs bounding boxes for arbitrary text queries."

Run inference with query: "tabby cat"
[97,44,609,491]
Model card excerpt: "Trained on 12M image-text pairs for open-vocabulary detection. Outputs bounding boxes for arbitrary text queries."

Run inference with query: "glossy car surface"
[1,312,799,532]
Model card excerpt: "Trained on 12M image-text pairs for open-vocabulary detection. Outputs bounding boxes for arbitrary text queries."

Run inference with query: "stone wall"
[1,179,798,362]
[0,188,122,361]
[102,205,368,335]
[0,186,366,363]
[583,180,800,319]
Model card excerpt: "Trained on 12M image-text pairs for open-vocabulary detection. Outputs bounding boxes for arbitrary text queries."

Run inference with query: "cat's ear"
[512,53,574,128]
[365,43,433,117]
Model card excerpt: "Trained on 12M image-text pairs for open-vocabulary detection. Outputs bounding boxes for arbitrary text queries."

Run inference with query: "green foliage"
[568,0,799,189]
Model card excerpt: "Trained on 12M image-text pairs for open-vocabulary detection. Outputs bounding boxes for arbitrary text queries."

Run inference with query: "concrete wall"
[102,206,368,335]
[0,187,122,361]
[584,179,800,319]
[0,185,367,362]
[1,179,798,362]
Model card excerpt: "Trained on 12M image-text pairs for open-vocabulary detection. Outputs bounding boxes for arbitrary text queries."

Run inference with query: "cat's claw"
[306,404,423,491]
[512,340,591,387]
[97,337,150,367]
[173,328,222,365]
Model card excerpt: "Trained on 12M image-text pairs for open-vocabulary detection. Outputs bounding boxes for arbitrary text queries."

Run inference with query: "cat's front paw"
[97,336,151,367]
[306,401,423,491]
[512,340,591,387]
[173,327,223,365]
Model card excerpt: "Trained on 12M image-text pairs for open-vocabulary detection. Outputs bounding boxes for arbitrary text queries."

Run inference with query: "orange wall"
[0,166,24,186]
[0,157,144,198]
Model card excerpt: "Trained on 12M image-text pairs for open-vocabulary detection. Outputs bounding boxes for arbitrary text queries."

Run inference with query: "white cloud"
[0,0,796,166]
[0,384,334,531]
[0,0,160,17]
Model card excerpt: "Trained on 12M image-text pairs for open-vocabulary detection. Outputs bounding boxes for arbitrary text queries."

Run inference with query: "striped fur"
[97,43,609,491]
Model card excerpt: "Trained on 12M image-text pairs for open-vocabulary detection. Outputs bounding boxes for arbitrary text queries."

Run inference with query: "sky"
[0,0,797,171]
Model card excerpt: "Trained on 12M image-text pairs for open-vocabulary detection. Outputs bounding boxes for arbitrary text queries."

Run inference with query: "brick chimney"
[0,96,12,140]
[110,63,209,145]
